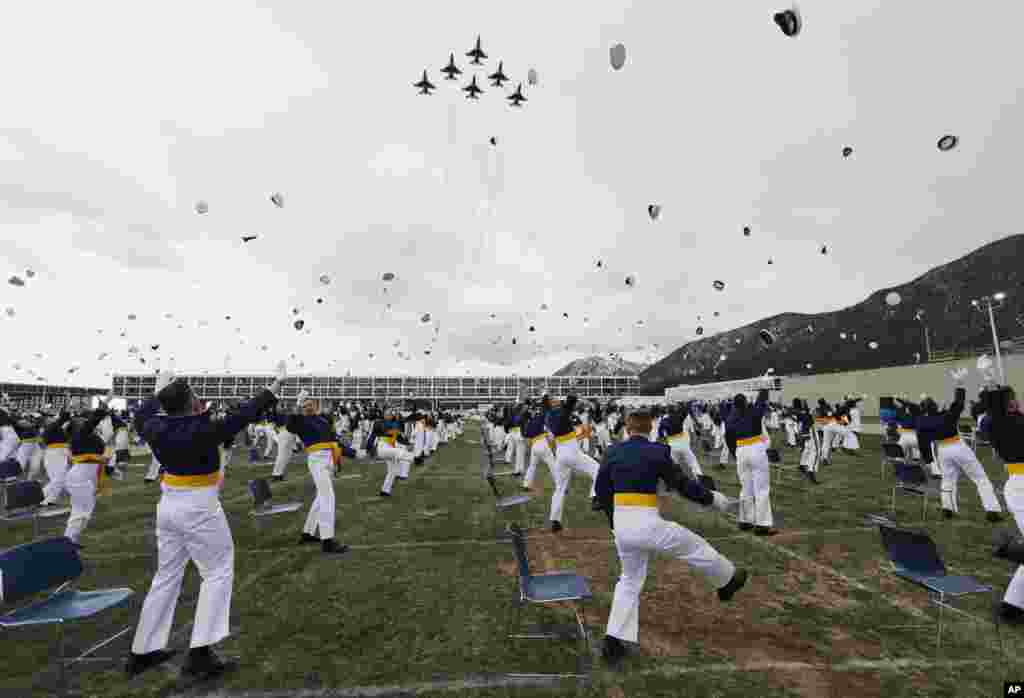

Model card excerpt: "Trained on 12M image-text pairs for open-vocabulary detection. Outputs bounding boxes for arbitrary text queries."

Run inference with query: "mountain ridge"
[637,234,1024,394]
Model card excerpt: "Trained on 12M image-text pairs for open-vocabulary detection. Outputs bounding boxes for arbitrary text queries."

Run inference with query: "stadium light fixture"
[970,293,1007,384]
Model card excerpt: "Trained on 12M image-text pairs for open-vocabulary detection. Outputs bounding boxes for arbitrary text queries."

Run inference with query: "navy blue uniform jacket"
[915,388,965,465]
[135,389,277,481]
[725,390,770,457]
[595,436,712,529]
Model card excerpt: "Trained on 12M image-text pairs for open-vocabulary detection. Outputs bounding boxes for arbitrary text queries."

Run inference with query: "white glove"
[296,390,310,404]
[154,369,174,394]
[950,368,968,383]
[275,359,287,383]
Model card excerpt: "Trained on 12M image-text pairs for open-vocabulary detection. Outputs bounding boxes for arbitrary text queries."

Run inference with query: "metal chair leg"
[55,621,67,698]
[573,602,591,672]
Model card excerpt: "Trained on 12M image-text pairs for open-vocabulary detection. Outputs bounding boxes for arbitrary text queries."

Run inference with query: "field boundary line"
[80,525,880,562]
[163,657,987,698]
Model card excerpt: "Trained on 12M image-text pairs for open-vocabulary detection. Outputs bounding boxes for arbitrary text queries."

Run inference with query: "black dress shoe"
[754,526,779,537]
[299,533,319,545]
[942,509,956,520]
[126,649,177,677]
[591,497,603,511]
[738,523,754,531]
[717,568,748,601]
[182,646,231,680]
[551,521,563,533]
[808,472,819,484]
[996,601,1024,625]
[602,635,626,664]
[321,539,349,555]
[379,491,391,497]
[987,511,1005,523]
[271,475,284,482]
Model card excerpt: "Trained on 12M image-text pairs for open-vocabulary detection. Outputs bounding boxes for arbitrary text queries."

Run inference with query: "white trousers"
[580,435,592,455]
[736,442,773,527]
[820,424,843,462]
[303,450,336,540]
[42,447,70,503]
[145,454,162,480]
[898,431,921,462]
[17,443,42,479]
[843,429,860,450]
[831,425,847,450]
[668,438,702,477]
[413,428,427,458]
[523,439,556,490]
[1003,476,1024,608]
[505,430,519,464]
[783,419,798,446]
[596,425,611,451]
[428,430,439,453]
[505,432,525,474]
[262,429,276,458]
[132,485,234,653]
[607,508,735,643]
[550,441,599,524]
[64,462,98,543]
[800,433,820,472]
[272,431,296,477]
[938,442,1002,513]
[378,442,411,494]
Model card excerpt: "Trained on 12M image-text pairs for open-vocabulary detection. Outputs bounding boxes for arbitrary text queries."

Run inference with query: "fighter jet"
[507,83,527,107]
[466,35,487,65]
[441,53,462,80]
[462,75,483,100]
[488,60,509,88]
[413,69,436,95]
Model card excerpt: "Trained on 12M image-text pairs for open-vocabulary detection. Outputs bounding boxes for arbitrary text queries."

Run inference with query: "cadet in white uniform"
[595,409,746,664]
[127,365,284,681]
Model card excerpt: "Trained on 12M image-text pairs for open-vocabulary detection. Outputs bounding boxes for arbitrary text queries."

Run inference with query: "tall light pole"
[971,292,1007,384]
[914,309,930,362]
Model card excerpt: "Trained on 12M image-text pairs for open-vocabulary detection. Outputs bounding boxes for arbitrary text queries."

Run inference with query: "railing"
[928,335,1024,364]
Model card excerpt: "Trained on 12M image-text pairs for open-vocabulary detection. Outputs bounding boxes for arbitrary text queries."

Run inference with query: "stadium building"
[0,380,109,410]
[112,372,640,409]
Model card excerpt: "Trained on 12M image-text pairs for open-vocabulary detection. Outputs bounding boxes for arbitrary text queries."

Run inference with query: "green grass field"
[1,419,1021,698]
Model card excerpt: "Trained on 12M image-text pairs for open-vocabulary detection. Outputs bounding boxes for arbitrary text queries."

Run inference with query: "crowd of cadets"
[4,370,1024,676]
[0,398,466,551]
[482,392,867,491]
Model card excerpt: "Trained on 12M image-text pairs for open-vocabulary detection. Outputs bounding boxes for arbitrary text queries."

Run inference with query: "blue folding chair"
[248,478,302,519]
[0,537,134,696]
[890,459,940,521]
[506,523,592,678]
[878,525,1002,655]
[0,457,22,509]
[483,443,517,479]
[1,480,70,538]
[482,453,534,537]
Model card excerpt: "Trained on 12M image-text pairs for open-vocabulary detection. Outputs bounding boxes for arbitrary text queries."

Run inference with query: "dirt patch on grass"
[501,532,886,671]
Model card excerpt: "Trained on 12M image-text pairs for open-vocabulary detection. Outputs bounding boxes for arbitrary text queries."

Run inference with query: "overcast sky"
[1,0,1022,388]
